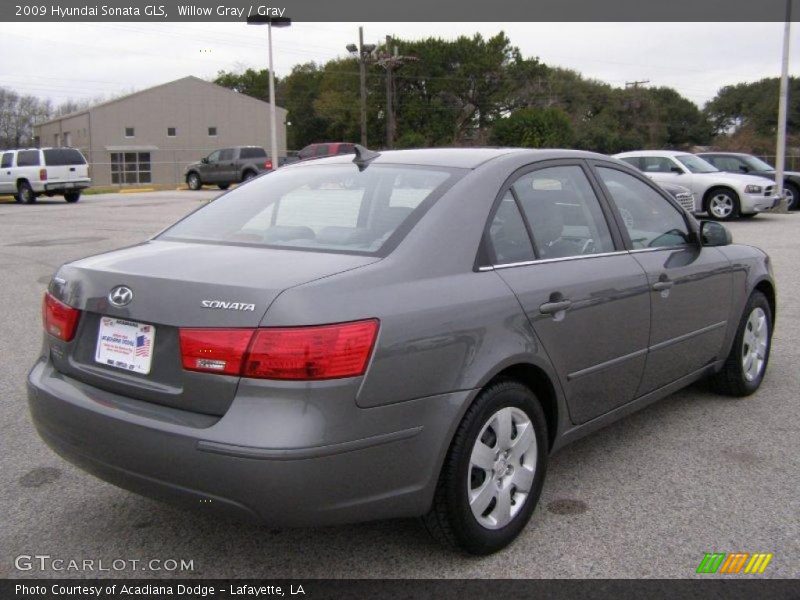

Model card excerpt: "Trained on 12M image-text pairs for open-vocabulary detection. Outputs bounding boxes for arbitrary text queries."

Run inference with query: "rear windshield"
[43,148,87,166]
[240,147,266,159]
[159,163,462,255]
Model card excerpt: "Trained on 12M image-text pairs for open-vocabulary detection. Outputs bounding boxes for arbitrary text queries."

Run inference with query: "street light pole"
[267,21,278,170]
[247,15,291,170]
[347,27,376,147]
[775,0,792,211]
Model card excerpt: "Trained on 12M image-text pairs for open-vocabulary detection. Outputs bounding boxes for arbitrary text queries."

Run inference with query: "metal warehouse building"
[33,76,287,187]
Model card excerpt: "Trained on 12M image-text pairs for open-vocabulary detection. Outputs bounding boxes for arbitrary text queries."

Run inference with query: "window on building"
[125,127,135,138]
[208,126,217,136]
[167,127,176,137]
[54,133,60,147]
[63,132,72,147]
[110,152,151,184]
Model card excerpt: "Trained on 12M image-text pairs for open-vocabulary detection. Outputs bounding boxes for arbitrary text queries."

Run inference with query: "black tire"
[709,291,772,396]
[704,187,739,221]
[242,170,256,182]
[64,191,81,203]
[423,379,548,555]
[784,182,799,211]
[17,180,36,204]
[186,172,202,190]
[217,183,231,190]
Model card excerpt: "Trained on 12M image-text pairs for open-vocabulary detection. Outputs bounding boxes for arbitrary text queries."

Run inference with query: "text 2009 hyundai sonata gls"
[29,148,775,554]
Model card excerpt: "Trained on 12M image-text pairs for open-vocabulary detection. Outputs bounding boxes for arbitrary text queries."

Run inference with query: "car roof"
[696,152,748,157]
[614,150,689,158]
[286,148,614,170]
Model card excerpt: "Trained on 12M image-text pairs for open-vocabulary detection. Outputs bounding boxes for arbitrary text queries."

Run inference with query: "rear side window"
[639,156,675,173]
[240,147,267,159]
[488,191,535,264]
[16,150,40,167]
[512,166,615,259]
[160,164,461,255]
[43,148,87,166]
[1,152,12,168]
[336,144,355,155]
[597,167,691,249]
[618,157,641,170]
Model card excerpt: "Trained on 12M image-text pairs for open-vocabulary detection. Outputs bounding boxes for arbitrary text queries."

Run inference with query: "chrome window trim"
[480,244,693,271]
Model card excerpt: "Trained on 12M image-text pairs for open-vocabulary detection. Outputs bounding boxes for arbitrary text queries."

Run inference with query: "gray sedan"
[28,148,775,555]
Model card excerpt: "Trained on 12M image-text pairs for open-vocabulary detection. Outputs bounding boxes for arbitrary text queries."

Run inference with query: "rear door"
[592,163,733,395]
[487,161,651,425]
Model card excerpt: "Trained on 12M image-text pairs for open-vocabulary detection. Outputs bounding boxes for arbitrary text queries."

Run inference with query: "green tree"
[704,77,799,137]
[491,107,574,148]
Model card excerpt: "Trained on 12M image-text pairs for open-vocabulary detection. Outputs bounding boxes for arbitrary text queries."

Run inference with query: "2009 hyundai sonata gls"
[29,148,775,554]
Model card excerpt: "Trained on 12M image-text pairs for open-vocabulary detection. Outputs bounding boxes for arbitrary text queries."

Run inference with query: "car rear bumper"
[43,179,91,192]
[27,357,470,526]
[741,193,780,214]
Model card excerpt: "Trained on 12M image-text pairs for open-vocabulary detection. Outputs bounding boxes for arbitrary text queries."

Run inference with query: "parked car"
[30,148,775,555]
[614,150,780,220]
[0,147,91,203]
[658,182,696,214]
[185,146,272,190]
[297,142,356,161]
[697,152,800,211]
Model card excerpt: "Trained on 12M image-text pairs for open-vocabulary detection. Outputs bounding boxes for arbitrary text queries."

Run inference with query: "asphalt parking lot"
[1,191,798,579]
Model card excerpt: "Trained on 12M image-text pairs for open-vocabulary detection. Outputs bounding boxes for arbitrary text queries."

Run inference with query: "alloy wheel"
[709,193,734,219]
[742,307,769,382]
[468,406,537,530]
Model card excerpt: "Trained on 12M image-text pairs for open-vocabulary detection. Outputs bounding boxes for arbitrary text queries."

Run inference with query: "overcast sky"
[1,22,797,108]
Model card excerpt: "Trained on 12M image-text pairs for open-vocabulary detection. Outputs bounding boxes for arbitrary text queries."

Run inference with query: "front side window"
[597,167,692,249]
[676,154,717,174]
[314,144,330,157]
[218,149,235,161]
[206,150,221,163]
[512,165,615,259]
[160,164,461,255]
[16,150,40,167]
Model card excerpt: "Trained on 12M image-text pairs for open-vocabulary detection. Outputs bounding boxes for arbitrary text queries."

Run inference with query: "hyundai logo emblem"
[108,285,133,307]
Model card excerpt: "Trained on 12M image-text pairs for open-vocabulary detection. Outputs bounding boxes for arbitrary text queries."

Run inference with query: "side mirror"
[670,166,683,174]
[201,157,209,164]
[700,220,732,247]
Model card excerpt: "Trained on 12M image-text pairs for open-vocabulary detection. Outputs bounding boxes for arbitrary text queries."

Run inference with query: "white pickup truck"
[0,147,91,203]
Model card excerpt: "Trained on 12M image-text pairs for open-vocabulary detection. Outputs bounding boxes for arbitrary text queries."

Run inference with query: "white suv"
[0,147,91,203]
[614,150,779,220]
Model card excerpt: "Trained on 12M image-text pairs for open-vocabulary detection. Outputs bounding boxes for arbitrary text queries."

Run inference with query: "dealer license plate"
[95,317,156,375]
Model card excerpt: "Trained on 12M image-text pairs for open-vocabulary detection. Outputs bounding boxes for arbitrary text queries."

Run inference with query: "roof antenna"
[352,144,380,171]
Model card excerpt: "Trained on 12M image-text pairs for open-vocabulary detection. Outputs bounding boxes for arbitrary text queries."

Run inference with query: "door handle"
[539,299,572,315]
[652,279,674,291]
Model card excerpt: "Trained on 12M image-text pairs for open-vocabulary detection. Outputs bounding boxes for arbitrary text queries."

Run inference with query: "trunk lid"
[49,240,379,415]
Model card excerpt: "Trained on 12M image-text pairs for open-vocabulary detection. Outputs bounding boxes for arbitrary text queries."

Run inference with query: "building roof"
[36,76,283,126]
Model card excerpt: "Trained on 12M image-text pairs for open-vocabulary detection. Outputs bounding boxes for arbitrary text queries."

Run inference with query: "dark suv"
[185,146,272,190]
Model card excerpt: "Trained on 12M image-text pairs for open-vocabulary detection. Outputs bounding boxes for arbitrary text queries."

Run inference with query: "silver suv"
[0,147,91,203]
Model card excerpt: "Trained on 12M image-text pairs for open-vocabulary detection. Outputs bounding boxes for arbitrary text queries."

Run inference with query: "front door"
[202,150,222,183]
[593,164,733,395]
[487,163,651,425]
[0,152,13,194]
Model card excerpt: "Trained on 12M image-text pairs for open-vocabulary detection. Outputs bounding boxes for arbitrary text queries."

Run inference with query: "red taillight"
[245,320,379,380]
[179,329,253,376]
[264,159,273,170]
[42,292,80,341]
[39,168,47,181]
[178,319,379,380]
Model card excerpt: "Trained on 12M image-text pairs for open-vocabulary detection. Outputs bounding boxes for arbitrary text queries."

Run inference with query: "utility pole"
[346,27,376,147]
[625,80,650,89]
[775,0,792,212]
[376,35,417,149]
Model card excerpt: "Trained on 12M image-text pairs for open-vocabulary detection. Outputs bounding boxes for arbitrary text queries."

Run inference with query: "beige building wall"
[35,76,287,187]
